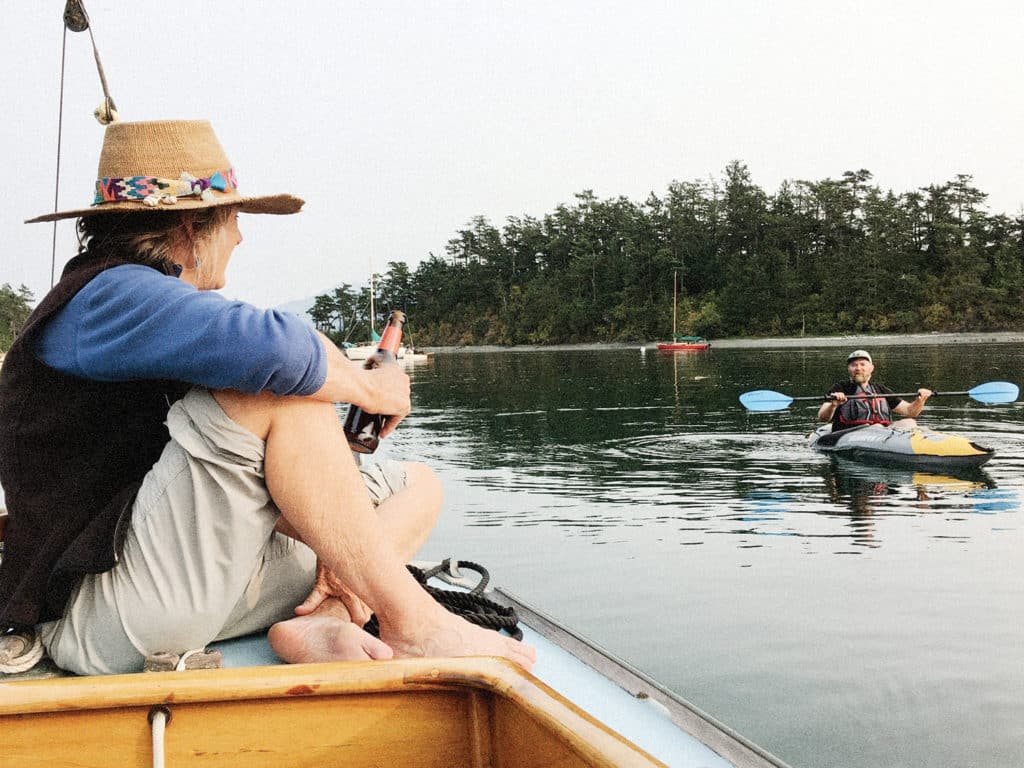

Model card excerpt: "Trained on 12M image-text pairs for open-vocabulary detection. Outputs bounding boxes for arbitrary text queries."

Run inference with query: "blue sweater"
[34,264,326,396]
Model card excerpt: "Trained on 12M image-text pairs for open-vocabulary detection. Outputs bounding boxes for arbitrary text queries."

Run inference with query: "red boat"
[656,336,711,352]
[657,272,710,351]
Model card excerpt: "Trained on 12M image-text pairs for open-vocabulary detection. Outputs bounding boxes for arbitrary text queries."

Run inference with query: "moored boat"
[808,423,995,470]
[343,342,430,362]
[657,271,710,352]
[657,336,711,352]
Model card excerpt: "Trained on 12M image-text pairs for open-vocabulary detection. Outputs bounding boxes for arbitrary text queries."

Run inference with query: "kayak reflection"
[822,455,994,517]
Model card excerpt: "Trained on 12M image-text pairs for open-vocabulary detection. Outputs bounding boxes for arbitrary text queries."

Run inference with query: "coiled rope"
[0,629,45,675]
[363,559,523,642]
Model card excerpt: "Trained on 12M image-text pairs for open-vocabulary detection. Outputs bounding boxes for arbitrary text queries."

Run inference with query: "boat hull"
[808,424,994,470]
[343,344,429,362]
[656,342,710,352]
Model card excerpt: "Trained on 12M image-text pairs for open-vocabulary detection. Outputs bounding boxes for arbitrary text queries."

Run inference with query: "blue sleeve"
[34,265,326,396]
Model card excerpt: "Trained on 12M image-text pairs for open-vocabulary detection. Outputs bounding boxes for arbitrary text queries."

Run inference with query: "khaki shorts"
[37,388,406,675]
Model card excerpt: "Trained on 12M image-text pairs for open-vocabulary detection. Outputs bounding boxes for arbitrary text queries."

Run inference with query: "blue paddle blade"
[739,390,795,412]
[968,381,1019,404]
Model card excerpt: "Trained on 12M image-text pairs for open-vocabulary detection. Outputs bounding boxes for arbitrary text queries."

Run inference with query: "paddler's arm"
[818,391,847,422]
[893,388,933,418]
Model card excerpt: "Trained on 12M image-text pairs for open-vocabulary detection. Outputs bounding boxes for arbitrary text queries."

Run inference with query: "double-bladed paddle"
[739,381,1019,412]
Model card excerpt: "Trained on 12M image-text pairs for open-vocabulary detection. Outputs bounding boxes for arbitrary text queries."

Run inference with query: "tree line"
[4,164,1021,353]
[310,163,1024,346]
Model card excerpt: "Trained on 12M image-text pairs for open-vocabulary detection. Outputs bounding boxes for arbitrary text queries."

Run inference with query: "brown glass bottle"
[342,310,407,454]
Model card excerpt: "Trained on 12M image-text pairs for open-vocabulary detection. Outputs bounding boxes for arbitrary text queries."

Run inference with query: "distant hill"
[274,295,316,323]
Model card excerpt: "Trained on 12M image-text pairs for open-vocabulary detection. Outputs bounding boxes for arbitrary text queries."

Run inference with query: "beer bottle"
[342,310,407,454]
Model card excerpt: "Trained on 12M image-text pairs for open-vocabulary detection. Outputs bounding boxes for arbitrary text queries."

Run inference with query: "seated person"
[0,118,535,675]
[818,349,932,431]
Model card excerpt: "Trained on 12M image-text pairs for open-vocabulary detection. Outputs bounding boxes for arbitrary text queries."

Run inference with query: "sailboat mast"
[369,270,376,336]
[672,270,678,339]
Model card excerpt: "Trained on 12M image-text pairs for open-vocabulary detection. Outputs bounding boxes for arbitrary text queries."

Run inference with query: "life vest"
[836,384,892,428]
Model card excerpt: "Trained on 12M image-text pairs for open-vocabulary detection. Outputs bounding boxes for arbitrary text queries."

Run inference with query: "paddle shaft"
[790,390,936,403]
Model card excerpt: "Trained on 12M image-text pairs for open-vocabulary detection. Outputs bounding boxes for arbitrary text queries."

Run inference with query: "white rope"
[174,649,204,671]
[0,631,45,675]
[150,708,168,768]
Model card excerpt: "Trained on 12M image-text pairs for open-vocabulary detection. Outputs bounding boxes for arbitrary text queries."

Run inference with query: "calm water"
[383,342,1024,768]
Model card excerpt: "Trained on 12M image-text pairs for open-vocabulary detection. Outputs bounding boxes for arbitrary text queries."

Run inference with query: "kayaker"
[818,349,932,430]
[0,119,534,675]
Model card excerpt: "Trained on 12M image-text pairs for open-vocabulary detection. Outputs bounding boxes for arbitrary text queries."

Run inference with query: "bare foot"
[381,609,537,672]
[268,599,393,664]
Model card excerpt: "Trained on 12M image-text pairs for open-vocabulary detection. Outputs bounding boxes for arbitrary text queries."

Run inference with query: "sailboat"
[656,271,710,352]
[342,272,429,362]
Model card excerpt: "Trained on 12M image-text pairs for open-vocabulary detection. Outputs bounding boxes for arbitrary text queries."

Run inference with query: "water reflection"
[812,457,995,548]
[398,346,1023,556]
[822,456,993,512]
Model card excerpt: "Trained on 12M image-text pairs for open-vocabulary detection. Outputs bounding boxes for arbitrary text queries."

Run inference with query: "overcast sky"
[3,1,1022,311]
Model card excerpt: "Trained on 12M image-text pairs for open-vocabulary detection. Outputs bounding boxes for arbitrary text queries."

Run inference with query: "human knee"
[404,462,443,514]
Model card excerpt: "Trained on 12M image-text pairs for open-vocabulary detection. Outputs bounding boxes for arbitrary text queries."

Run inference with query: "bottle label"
[377,310,406,354]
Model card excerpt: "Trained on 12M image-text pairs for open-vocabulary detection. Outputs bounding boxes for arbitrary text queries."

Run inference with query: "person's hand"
[830,392,847,405]
[360,363,411,436]
[916,388,933,402]
[294,560,373,626]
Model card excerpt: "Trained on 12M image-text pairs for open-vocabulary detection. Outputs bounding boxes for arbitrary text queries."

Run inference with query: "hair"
[75,205,238,272]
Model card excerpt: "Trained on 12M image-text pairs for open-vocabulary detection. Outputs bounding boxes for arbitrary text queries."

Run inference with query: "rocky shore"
[708,331,1024,349]
[423,331,1024,354]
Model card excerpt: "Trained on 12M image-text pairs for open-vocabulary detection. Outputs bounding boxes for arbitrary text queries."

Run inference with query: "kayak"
[808,424,994,470]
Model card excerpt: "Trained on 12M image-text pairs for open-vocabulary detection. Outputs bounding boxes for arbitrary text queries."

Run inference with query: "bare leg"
[290,460,442,621]
[214,390,535,671]
[377,461,443,558]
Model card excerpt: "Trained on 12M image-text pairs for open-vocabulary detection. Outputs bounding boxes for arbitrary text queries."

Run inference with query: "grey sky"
[4,1,1022,310]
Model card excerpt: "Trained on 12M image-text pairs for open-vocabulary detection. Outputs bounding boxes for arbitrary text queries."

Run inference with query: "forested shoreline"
[3,164,1022,354]
[309,163,1024,347]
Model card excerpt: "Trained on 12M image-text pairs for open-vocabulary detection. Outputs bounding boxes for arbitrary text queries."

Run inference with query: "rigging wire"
[50,0,119,287]
[51,23,70,288]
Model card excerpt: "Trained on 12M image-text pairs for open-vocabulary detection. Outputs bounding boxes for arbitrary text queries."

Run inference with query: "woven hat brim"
[25,193,304,224]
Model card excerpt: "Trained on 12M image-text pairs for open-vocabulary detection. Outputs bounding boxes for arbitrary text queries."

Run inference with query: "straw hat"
[26,120,303,223]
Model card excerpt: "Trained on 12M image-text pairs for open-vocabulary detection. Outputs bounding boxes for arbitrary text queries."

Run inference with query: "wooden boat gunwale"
[1,655,665,767]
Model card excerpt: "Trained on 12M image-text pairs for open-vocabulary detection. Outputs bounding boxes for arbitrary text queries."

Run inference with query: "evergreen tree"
[0,284,34,352]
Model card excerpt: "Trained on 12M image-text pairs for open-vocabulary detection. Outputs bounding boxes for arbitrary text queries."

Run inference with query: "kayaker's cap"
[847,349,872,364]
[26,120,304,223]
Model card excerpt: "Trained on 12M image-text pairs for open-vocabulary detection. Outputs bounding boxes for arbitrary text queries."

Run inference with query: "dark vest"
[0,256,189,628]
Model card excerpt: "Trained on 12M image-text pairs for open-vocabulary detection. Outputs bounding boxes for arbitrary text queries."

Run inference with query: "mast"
[672,270,678,340]
[369,270,376,337]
